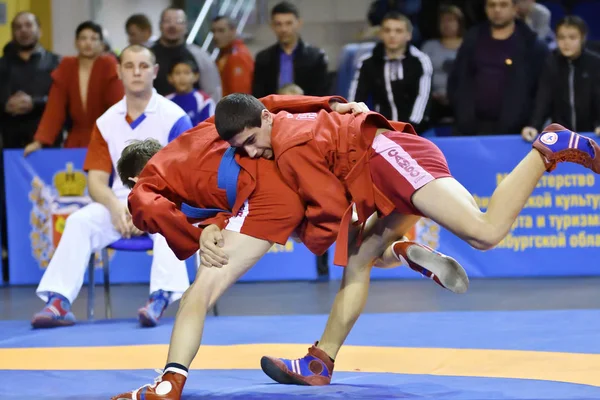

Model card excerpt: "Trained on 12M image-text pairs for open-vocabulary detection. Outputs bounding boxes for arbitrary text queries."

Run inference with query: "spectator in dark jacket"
[522,16,600,141]
[252,1,329,98]
[349,12,432,131]
[0,12,60,149]
[447,0,548,135]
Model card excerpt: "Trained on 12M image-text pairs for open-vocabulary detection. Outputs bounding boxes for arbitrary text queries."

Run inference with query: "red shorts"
[370,131,452,216]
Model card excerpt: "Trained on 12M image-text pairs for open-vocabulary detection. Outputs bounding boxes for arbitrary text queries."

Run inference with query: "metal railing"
[185,0,258,59]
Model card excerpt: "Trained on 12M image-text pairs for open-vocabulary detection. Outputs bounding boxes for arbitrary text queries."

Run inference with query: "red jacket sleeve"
[34,66,69,145]
[222,52,254,95]
[277,141,350,255]
[258,95,347,114]
[128,164,205,260]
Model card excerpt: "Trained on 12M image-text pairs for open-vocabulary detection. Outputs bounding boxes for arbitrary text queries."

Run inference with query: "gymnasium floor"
[1,277,599,399]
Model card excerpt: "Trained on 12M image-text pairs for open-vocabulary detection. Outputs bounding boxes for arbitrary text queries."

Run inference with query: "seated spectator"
[126,13,156,47]
[278,83,304,95]
[252,1,329,98]
[515,0,554,47]
[448,0,548,135]
[24,21,123,155]
[152,7,222,102]
[211,16,254,96]
[31,45,192,330]
[421,5,465,125]
[522,16,600,141]
[166,59,215,126]
[348,12,432,131]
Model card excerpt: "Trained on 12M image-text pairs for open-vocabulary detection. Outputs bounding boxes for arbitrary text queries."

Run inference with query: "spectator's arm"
[533,5,552,41]
[223,53,254,94]
[409,52,433,125]
[168,114,193,142]
[529,54,554,131]
[33,80,68,145]
[592,70,600,131]
[447,40,468,109]
[347,57,372,103]
[252,52,269,98]
[83,125,120,209]
[0,60,10,112]
[311,49,329,96]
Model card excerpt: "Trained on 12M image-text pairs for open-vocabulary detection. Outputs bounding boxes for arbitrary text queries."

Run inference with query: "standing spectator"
[367,0,423,45]
[151,7,222,102]
[24,21,123,155]
[31,45,192,329]
[166,59,215,126]
[515,0,554,46]
[447,0,548,135]
[211,16,254,96]
[421,5,465,125]
[125,14,157,47]
[0,12,60,149]
[252,1,329,98]
[522,16,600,141]
[348,12,432,131]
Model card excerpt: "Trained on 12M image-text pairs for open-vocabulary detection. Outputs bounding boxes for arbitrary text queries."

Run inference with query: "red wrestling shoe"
[261,343,334,386]
[111,367,187,400]
[392,239,469,294]
[533,123,600,173]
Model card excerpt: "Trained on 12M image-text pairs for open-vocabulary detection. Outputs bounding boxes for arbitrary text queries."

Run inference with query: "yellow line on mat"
[2,344,599,387]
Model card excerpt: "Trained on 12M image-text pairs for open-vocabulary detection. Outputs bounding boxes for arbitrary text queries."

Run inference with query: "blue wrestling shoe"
[31,292,76,329]
[533,123,600,173]
[138,290,171,327]
[261,343,334,386]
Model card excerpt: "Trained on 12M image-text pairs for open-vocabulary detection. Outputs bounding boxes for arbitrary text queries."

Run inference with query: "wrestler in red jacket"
[212,93,600,386]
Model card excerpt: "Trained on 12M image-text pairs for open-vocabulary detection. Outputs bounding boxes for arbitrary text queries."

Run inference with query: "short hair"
[168,57,199,75]
[278,83,304,95]
[214,94,266,141]
[438,5,465,37]
[76,21,103,40]
[381,11,413,33]
[212,15,237,29]
[556,15,588,38]
[271,1,300,19]
[126,14,153,32]
[11,11,40,29]
[119,44,156,64]
[160,7,187,23]
[117,139,163,189]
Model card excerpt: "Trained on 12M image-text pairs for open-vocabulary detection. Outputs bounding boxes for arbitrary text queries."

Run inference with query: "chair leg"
[87,254,95,321]
[102,248,112,319]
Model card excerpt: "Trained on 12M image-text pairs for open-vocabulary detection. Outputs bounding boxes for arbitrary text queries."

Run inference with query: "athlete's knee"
[462,213,505,251]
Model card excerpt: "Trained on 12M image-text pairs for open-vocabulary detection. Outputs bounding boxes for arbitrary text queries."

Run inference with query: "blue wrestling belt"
[180,147,241,219]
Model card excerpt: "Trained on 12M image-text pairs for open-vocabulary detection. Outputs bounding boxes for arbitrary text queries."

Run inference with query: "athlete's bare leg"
[166,231,273,366]
[412,150,546,250]
[316,213,420,359]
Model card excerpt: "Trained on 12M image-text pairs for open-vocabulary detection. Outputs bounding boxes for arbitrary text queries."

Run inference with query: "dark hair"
[119,44,156,64]
[556,15,588,38]
[438,4,465,37]
[76,21,103,40]
[212,15,237,29]
[126,14,152,32]
[214,94,266,141]
[271,1,300,19]
[168,57,199,75]
[381,11,413,33]
[117,139,163,189]
[160,7,186,23]
[11,11,41,29]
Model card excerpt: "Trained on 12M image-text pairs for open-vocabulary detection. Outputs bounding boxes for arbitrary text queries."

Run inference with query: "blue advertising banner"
[4,149,316,285]
[330,134,600,280]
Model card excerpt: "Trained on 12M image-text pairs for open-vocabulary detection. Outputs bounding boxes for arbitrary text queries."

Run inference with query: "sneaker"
[393,240,469,294]
[138,290,171,327]
[533,123,600,173]
[31,293,76,329]
[111,367,187,400]
[260,343,333,386]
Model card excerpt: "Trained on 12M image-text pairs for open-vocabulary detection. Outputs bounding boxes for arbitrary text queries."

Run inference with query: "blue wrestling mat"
[1,310,599,399]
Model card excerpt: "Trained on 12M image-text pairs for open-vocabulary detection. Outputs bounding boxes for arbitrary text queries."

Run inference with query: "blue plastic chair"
[87,235,153,320]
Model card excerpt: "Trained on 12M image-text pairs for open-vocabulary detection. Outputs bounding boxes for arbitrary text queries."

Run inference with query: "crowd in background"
[1,0,600,269]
